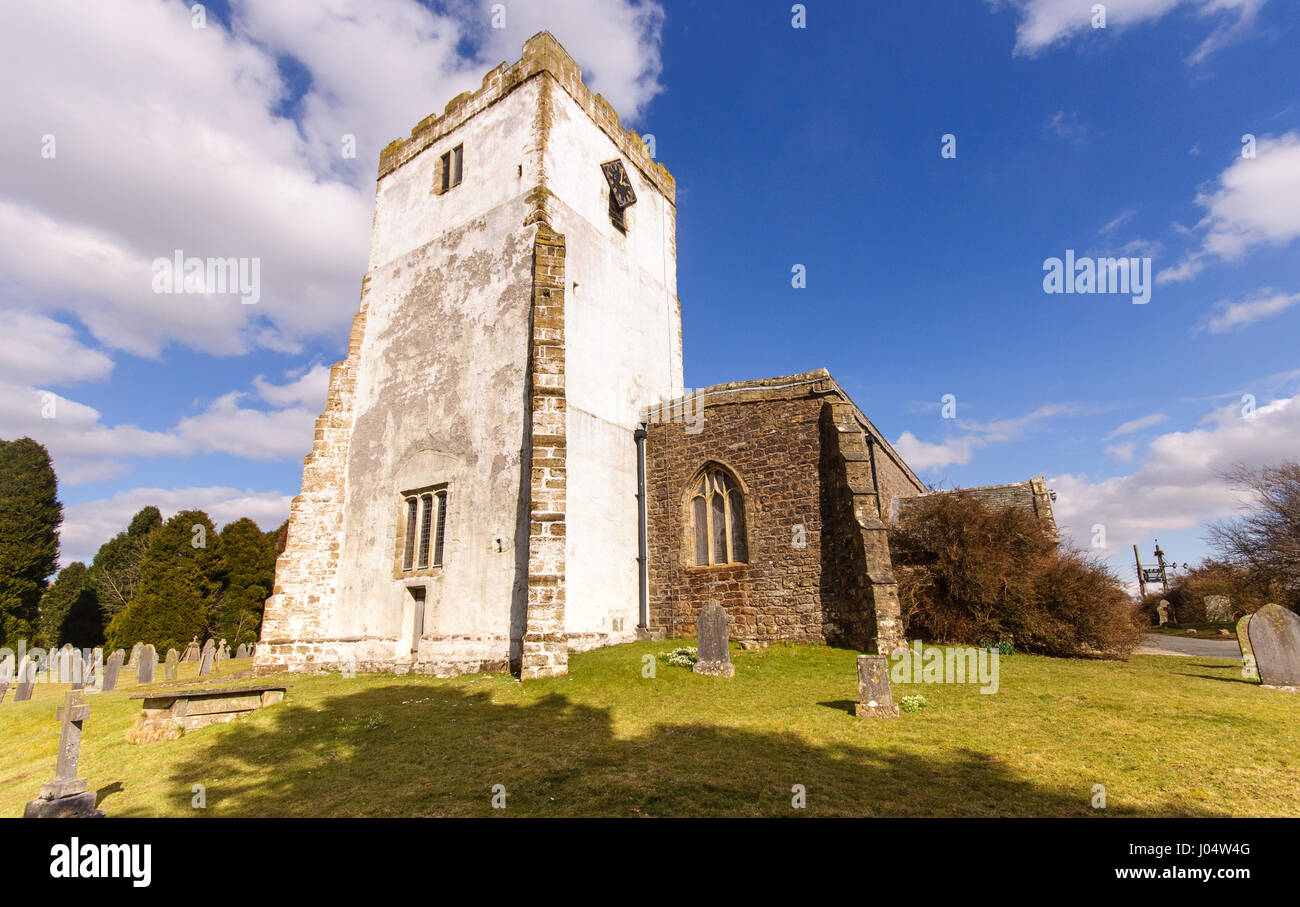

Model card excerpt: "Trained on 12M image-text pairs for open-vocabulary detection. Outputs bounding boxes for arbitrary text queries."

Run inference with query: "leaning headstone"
[855,654,900,718]
[692,602,735,677]
[165,649,179,681]
[235,643,248,659]
[197,641,215,677]
[84,649,101,687]
[101,651,124,692]
[137,645,157,684]
[1204,595,1232,623]
[1247,604,1300,690]
[183,637,200,663]
[23,688,105,818]
[1155,600,1170,627]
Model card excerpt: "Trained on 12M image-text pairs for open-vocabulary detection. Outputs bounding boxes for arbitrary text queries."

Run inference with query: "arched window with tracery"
[690,467,747,566]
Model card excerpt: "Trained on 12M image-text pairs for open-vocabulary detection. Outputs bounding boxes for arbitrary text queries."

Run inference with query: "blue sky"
[1,0,1298,588]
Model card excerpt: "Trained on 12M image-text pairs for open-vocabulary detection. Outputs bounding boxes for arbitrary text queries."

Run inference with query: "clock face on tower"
[601,159,637,210]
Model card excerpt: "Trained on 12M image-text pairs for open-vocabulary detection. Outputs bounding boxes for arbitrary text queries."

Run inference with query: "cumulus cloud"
[0,0,666,362]
[992,0,1267,60]
[1050,392,1300,558]
[1160,132,1300,284]
[0,311,113,386]
[60,486,293,566]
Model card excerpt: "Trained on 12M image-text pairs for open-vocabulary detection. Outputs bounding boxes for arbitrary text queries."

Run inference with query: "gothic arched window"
[690,467,747,566]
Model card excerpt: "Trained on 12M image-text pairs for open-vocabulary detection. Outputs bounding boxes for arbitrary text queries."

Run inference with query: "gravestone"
[23,688,105,818]
[15,657,36,701]
[692,602,735,677]
[165,649,179,681]
[59,646,84,685]
[127,642,143,669]
[855,654,900,718]
[1155,600,1170,627]
[235,644,248,659]
[137,645,157,684]
[183,637,200,663]
[1237,614,1257,680]
[1204,595,1232,623]
[84,649,101,687]
[0,653,12,703]
[102,651,124,692]
[1247,604,1300,690]
[218,639,229,662]
[197,640,215,677]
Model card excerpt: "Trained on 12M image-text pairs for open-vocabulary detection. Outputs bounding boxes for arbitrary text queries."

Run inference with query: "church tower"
[256,33,683,679]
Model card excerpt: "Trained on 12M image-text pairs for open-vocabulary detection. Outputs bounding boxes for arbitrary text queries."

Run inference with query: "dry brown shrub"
[890,492,1143,657]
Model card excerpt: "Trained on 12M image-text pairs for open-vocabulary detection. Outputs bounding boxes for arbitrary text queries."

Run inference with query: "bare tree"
[1208,462,1300,608]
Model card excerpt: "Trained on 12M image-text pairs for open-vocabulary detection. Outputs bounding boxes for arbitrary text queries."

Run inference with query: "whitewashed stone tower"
[256,33,682,679]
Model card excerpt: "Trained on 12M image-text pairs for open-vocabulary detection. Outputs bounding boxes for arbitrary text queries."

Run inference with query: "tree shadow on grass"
[115,684,1228,818]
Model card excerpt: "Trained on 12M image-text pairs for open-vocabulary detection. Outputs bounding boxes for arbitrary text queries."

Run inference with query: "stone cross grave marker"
[23,688,104,818]
[1247,604,1300,690]
[102,650,124,692]
[165,648,179,681]
[137,645,157,684]
[855,654,900,718]
[198,639,215,677]
[14,656,36,701]
[692,601,735,677]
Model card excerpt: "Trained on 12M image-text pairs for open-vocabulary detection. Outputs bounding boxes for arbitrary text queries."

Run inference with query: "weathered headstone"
[137,645,157,684]
[235,643,248,659]
[183,637,200,663]
[1155,600,1170,627]
[14,656,36,701]
[127,642,143,669]
[0,652,12,703]
[197,640,215,677]
[855,654,900,718]
[1237,614,1257,680]
[102,651,124,692]
[1247,604,1300,690]
[692,602,735,677]
[1204,595,1232,623]
[165,648,179,681]
[23,689,105,818]
[84,649,101,687]
[59,646,85,685]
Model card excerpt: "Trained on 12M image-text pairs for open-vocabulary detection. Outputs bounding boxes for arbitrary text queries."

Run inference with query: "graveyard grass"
[1,643,1296,817]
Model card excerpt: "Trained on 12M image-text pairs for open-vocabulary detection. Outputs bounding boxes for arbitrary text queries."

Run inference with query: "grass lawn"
[1,642,1296,817]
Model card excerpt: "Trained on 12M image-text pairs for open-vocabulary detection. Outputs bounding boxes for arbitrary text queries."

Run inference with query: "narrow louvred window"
[403,497,418,571]
[433,490,448,566]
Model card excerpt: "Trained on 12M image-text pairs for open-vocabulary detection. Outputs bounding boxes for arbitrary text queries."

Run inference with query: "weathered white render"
[256,32,682,678]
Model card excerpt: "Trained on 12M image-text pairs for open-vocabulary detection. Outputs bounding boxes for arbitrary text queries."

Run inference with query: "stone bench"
[129,684,289,734]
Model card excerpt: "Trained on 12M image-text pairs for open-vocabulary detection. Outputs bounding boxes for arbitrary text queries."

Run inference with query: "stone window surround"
[392,483,449,580]
[683,461,750,570]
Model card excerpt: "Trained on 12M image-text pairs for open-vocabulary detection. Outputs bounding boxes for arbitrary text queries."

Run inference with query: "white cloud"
[175,392,317,461]
[1195,289,1300,334]
[60,486,293,566]
[1160,132,1300,283]
[253,364,331,410]
[1106,442,1136,462]
[1103,411,1168,439]
[0,311,113,386]
[1050,392,1300,557]
[895,403,1087,471]
[0,0,667,363]
[993,0,1267,60]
